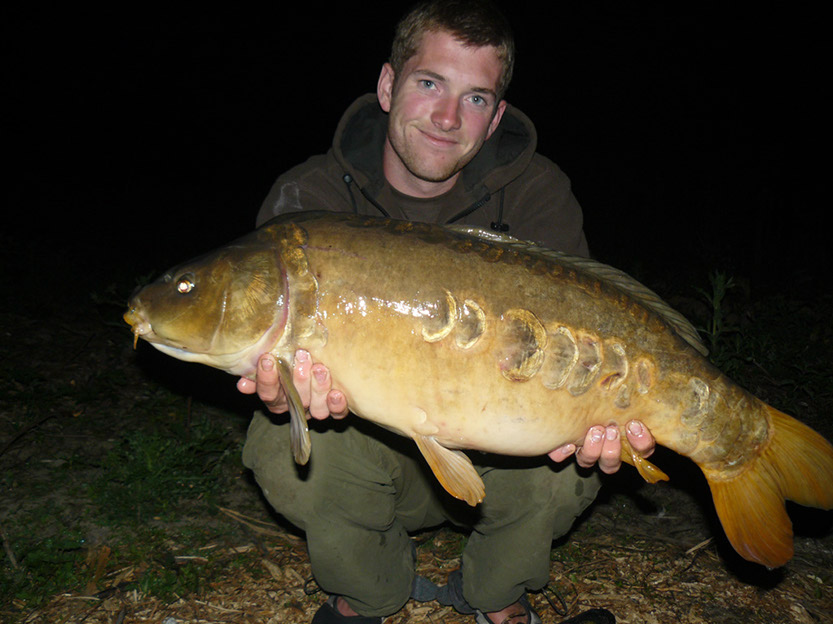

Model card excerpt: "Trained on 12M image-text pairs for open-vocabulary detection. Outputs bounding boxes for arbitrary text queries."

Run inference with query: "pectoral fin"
[620,435,669,484]
[277,358,311,465]
[414,435,485,506]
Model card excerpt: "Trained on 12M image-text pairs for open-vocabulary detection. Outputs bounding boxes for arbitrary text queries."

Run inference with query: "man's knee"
[478,461,601,538]
[243,411,314,528]
[547,463,601,538]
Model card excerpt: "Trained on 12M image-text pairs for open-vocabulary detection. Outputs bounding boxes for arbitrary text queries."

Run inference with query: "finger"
[626,420,656,458]
[291,350,314,407]
[596,426,624,474]
[237,377,256,395]
[257,354,288,412]
[308,363,333,420]
[574,426,605,468]
[547,443,576,463]
[326,389,349,419]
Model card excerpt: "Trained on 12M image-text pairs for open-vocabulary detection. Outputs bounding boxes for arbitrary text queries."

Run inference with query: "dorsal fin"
[447,225,709,357]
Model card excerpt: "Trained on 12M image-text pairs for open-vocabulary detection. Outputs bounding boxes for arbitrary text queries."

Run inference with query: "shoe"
[310,595,383,624]
[416,568,541,624]
[474,593,542,624]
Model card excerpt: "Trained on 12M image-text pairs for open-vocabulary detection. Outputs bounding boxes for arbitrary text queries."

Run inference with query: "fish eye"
[175,274,195,294]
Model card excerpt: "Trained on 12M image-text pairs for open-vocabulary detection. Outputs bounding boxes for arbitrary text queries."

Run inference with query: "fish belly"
[299,228,670,456]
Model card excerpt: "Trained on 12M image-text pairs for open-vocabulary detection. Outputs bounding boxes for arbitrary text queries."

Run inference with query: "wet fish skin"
[124,211,833,569]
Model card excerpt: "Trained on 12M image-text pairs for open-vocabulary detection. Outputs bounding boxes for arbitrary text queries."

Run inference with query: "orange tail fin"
[704,406,833,568]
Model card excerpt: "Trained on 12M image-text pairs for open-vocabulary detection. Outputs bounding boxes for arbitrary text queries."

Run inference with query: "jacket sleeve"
[503,154,590,258]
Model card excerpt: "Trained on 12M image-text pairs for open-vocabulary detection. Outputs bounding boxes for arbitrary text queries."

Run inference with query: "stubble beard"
[388,122,481,184]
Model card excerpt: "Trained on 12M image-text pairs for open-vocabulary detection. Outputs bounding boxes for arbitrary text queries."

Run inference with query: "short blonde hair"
[390,0,515,100]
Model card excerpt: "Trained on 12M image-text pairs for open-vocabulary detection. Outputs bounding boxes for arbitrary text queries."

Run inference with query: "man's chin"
[412,171,457,183]
[407,158,466,184]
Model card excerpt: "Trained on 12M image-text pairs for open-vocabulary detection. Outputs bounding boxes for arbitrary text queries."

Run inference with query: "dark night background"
[4,3,829,308]
[3,7,833,619]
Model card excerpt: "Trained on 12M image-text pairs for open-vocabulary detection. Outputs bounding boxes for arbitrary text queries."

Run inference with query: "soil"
[1,238,831,624]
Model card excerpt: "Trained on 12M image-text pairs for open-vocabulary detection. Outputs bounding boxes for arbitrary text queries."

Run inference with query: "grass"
[1,512,264,612]
[695,271,741,373]
[89,415,237,525]
[1,529,89,608]
[0,364,248,615]
[690,271,833,420]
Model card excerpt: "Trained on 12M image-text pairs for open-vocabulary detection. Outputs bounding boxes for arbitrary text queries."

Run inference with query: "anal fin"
[277,357,311,465]
[414,435,485,506]
[620,435,669,484]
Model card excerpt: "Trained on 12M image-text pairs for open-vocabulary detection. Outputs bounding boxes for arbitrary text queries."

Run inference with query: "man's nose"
[431,97,461,131]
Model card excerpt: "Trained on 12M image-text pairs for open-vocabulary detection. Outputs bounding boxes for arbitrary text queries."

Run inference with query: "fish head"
[124,229,288,377]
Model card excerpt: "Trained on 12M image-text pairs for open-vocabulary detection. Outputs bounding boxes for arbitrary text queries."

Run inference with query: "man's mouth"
[418,128,458,148]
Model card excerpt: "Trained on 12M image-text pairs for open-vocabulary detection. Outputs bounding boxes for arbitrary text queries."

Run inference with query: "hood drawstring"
[343,174,390,217]
[447,188,509,233]
[344,173,508,231]
[490,188,509,232]
[447,192,491,224]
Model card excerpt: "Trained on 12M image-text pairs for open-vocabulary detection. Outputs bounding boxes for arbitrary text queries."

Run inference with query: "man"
[238,2,655,623]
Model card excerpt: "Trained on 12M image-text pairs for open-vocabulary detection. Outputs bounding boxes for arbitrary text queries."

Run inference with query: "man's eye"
[419,79,436,90]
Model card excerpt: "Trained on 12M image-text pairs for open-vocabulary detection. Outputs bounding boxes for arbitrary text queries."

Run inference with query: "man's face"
[377,30,507,197]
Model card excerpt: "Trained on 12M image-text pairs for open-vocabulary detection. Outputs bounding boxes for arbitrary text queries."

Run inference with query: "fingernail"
[313,367,327,384]
[627,421,643,437]
[561,444,576,456]
[606,426,619,441]
[260,356,274,371]
[590,427,604,443]
[296,350,309,363]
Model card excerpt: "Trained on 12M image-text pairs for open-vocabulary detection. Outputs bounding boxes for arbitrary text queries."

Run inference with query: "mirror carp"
[125,211,833,569]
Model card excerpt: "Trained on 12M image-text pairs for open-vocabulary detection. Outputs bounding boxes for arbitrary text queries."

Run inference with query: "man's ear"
[377,63,396,112]
[486,100,508,140]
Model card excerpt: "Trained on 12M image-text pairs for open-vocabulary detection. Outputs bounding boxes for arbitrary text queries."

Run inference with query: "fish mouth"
[121,305,209,359]
[123,306,152,350]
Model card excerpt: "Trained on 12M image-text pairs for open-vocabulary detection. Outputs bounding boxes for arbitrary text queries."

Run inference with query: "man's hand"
[236,351,349,420]
[548,420,656,474]
[237,353,654,470]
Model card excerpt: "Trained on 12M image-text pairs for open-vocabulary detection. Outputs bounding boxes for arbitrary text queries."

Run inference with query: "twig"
[76,596,105,624]
[684,537,713,556]
[678,537,714,575]
[0,413,55,458]
[191,599,244,614]
[217,506,283,537]
[66,331,96,363]
[0,521,18,568]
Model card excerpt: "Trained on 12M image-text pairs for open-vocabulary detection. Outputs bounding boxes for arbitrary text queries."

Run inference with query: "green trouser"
[242,411,600,618]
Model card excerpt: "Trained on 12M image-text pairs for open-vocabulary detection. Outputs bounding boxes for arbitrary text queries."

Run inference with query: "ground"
[1,238,831,623]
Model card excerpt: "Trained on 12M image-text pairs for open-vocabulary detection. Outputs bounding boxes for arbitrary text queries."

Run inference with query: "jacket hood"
[332,94,538,200]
